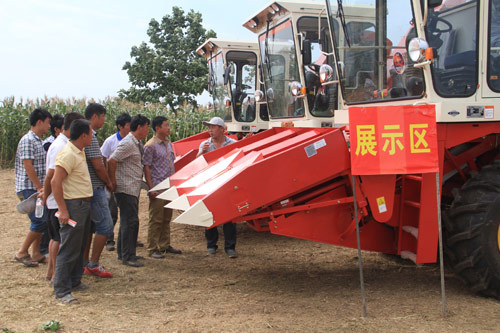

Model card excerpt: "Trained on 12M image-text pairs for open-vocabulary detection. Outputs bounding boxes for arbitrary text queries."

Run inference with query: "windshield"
[226,51,257,122]
[208,52,232,121]
[326,0,424,104]
[259,20,304,118]
[297,17,337,117]
[425,0,478,97]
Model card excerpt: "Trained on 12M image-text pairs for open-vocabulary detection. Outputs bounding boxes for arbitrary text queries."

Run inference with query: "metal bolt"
[273,220,277,224]
[234,186,238,190]
[273,225,277,229]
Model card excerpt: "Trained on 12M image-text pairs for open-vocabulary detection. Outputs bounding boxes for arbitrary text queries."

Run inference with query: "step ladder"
[398,174,439,264]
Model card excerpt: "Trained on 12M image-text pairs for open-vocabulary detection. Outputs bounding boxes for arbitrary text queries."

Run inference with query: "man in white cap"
[197,117,238,258]
[197,117,236,156]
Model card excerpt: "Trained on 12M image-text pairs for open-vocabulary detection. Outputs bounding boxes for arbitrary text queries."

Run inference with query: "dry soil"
[1,169,499,332]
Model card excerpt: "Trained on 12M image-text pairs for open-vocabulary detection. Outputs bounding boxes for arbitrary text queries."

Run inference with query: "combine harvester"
[158,0,500,299]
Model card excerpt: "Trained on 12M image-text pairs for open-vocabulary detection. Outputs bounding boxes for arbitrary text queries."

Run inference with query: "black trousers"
[53,199,91,298]
[115,192,139,262]
[205,222,236,251]
[107,192,118,243]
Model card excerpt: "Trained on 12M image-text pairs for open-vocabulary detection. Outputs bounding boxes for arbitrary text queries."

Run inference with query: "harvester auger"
[156,0,500,299]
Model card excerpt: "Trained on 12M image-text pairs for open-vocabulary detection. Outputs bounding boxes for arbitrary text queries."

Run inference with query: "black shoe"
[207,247,216,255]
[149,250,165,259]
[225,249,238,258]
[118,255,142,261]
[136,242,144,248]
[122,260,144,267]
[163,246,182,255]
[106,240,115,251]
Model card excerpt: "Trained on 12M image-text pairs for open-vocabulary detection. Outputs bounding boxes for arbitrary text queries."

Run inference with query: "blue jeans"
[17,189,46,233]
[90,187,114,237]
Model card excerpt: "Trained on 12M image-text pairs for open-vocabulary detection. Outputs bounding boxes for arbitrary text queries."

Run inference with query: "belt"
[81,197,92,201]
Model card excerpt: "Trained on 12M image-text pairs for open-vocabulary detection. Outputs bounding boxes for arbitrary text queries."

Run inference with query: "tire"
[444,162,500,298]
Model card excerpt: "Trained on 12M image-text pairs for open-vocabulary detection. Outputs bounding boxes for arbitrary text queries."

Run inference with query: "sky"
[0,0,280,104]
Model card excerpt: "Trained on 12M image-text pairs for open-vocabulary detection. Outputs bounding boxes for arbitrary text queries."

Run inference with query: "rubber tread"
[445,163,500,298]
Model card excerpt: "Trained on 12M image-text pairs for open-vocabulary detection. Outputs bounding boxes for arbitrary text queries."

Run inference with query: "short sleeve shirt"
[101,132,122,159]
[15,130,46,192]
[43,135,56,152]
[110,133,144,197]
[143,136,175,187]
[198,136,237,154]
[84,130,105,190]
[55,141,93,199]
[45,133,68,209]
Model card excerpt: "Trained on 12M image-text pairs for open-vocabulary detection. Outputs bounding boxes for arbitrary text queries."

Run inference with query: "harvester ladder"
[398,173,439,264]
[398,174,422,263]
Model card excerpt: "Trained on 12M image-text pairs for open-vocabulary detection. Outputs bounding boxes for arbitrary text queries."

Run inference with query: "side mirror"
[223,66,231,86]
[302,39,312,66]
[208,73,215,94]
[428,0,442,8]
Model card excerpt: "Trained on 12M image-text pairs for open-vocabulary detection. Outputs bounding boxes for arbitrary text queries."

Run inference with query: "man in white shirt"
[42,112,84,283]
[100,113,131,251]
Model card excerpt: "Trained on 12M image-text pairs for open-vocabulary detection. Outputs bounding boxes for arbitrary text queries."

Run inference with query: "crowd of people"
[13,103,238,305]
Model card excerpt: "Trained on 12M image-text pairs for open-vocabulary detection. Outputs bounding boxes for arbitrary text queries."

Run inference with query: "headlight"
[290,81,303,96]
[408,38,429,63]
[319,64,334,82]
[254,90,264,102]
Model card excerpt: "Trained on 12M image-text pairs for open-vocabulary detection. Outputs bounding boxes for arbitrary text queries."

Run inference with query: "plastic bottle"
[35,198,44,218]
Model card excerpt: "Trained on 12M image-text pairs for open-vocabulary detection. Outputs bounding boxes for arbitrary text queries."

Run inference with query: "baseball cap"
[16,192,39,214]
[202,117,225,127]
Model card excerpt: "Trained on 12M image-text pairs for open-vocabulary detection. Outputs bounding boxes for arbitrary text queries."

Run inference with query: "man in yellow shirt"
[51,119,93,305]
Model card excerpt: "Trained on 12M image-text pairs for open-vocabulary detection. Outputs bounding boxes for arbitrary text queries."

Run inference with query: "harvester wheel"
[444,162,500,298]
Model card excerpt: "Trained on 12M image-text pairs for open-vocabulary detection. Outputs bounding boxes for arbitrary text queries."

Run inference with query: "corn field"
[0,97,215,168]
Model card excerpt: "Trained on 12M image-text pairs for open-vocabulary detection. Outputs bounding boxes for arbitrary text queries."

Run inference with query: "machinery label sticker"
[304,144,317,158]
[305,139,327,158]
[485,106,494,119]
[376,197,387,213]
[314,139,326,150]
[349,105,438,175]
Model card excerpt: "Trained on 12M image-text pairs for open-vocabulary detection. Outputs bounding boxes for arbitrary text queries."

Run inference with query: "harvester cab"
[196,38,269,136]
[243,0,344,128]
[324,0,500,125]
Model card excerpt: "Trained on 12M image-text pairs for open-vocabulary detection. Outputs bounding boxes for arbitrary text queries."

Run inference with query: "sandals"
[32,256,48,264]
[14,254,38,267]
[56,294,79,305]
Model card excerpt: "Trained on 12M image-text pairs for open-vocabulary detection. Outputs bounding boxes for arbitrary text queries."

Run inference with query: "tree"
[119,7,216,111]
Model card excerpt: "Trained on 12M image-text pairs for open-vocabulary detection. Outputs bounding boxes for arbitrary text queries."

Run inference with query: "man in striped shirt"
[82,103,114,278]
[108,115,150,267]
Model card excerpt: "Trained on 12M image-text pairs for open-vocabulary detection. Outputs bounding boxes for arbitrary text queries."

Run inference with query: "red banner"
[349,105,438,175]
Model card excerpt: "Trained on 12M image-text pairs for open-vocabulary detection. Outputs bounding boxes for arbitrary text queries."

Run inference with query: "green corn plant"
[0,97,214,167]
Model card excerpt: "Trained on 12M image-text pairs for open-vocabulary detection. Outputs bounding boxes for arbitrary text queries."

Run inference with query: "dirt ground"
[1,169,499,332]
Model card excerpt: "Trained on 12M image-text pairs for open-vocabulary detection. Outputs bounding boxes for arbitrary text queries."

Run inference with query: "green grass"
[0,97,215,168]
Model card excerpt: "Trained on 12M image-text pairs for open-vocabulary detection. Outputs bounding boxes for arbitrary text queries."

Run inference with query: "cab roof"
[196,38,259,58]
[243,0,326,34]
